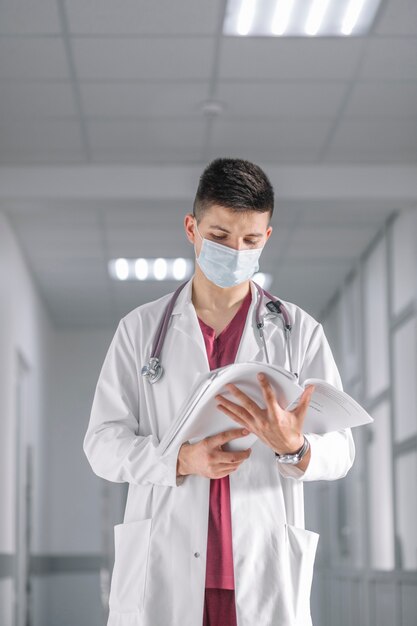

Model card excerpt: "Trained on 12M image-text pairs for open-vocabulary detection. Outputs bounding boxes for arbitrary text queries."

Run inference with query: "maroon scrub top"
[197,286,252,589]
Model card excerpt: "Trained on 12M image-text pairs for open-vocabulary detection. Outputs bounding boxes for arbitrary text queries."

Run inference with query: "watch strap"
[275,435,310,464]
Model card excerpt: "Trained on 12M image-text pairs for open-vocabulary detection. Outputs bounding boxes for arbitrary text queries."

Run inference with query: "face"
[185,204,273,255]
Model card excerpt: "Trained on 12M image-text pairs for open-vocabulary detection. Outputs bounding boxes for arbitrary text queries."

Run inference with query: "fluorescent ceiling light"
[271,0,295,36]
[341,0,366,35]
[237,0,257,35]
[134,258,148,280]
[154,258,167,281]
[223,0,382,36]
[114,258,129,281]
[173,257,188,280]
[109,258,194,282]
[305,0,331,36]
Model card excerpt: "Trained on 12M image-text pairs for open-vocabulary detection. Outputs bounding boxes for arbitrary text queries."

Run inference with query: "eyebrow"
[208,224,263,237]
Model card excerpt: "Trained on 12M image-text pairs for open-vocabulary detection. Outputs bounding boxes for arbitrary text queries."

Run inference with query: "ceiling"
[1,0,417,329]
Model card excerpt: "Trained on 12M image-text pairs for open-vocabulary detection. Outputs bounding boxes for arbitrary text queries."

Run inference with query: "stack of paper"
[158,361,373,454]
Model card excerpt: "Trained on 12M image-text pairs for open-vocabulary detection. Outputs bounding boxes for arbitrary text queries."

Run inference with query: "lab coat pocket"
[285,523,320,624]
[108,518,152,613]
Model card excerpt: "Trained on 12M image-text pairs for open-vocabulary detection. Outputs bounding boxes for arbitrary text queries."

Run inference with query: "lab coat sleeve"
[276,322,356,482]
[83,318,185,487]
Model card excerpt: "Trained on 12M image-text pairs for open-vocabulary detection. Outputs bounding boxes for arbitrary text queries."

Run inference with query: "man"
[83,158,355,626]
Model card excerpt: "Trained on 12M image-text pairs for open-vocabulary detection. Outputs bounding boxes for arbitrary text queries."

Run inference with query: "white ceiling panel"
[210,118,333,161]
[295,201,396,226]
[218,38,367,81]
[103,204,191,227]
[0,0,415,328]
[0,82,77,118]
[0,0,61,35]
[0,38,69,79]
[80,82,208,117]
[216,82,347,117]
[375,0,417,35]
[207,146,317,165]
[18,237,102,260]
[66,0,223,36]
[345,82,417,117]
[8,204,100,225]
[0,119,84,164]
[359,38,417,80]
[72,37,215,81]
[326,118,417,163]
[88,118,206,163]
[32,258,106,280]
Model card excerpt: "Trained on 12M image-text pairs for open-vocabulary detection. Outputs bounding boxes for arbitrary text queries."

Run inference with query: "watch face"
[277,454,300,464]
[277,436,309,463]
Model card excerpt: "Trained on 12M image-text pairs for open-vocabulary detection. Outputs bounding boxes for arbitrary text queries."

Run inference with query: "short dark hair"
[192,157,274,224]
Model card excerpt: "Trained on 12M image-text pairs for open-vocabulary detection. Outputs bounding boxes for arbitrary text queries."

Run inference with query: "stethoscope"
[141,280,296,384]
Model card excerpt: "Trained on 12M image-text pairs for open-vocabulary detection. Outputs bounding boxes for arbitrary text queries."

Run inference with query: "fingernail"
[242,429,249,435]
[257,373,264,380]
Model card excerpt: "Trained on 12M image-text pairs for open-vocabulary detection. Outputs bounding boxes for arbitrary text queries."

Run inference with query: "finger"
[208,427,250,447]
[216,403,250,430]
[216,448,252,464]
[214,467,240,478]
[220,384,260,414]
[216,395,250,417]
[293,385,315,416]
[257,373,282,410]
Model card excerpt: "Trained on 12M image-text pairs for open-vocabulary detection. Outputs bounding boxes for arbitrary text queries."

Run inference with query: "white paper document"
[158,361,373,454]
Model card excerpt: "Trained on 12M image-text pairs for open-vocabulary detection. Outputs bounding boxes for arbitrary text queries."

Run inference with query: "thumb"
[293,384,315,416]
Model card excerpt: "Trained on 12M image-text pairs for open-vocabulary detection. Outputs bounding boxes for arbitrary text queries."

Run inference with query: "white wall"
[0,210,52,626]
[309,207,417,626]
[0,211,125,626]
[42,327,126,626]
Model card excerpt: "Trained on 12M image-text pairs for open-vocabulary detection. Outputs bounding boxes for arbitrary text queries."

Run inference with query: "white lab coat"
[83,277,355,626]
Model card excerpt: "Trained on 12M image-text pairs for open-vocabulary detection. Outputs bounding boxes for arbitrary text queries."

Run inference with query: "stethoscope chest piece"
[141,357,163,384]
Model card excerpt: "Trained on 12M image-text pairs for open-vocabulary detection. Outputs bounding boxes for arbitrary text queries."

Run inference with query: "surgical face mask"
[193,219,265,288]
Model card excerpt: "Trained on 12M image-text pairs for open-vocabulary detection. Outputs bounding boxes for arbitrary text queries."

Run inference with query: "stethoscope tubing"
[142,279,295,383]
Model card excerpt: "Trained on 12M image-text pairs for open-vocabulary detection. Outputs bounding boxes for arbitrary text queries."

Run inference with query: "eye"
[211,235,257,246]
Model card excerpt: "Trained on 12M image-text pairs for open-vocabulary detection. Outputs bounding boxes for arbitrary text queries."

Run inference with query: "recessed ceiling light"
[223,0,382,37]
[108,258,194,282]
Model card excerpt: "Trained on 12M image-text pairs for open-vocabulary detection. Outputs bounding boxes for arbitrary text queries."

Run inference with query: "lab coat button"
[194,552,200,558]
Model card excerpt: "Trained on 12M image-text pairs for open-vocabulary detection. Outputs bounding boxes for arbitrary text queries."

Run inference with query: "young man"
[83,158,355,626]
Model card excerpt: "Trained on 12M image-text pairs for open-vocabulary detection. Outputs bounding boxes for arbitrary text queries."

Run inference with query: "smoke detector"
[199,100,226,117]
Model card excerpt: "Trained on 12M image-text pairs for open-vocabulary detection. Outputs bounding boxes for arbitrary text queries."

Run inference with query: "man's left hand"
[215,372,315,455]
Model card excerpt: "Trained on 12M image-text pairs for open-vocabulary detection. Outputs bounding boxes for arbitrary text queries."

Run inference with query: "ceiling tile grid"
[0,0,416,328]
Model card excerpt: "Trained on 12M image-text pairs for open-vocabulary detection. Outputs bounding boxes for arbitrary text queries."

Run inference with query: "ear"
[184,213,196,245]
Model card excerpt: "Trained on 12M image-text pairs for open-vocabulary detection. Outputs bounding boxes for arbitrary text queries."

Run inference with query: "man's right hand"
[176,428,252,479]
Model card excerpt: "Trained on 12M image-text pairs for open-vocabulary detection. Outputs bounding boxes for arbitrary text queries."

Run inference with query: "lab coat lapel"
[169,277,211,372]
[233,278,267,364]
[169,276,272,369]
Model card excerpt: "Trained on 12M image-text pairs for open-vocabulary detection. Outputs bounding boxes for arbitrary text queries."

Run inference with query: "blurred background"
[1,1,417,625]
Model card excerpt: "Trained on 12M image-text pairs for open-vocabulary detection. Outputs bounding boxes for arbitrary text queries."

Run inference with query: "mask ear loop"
[193,218,204,260]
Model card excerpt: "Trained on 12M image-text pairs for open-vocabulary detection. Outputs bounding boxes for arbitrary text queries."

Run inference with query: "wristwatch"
[275,435,310,465]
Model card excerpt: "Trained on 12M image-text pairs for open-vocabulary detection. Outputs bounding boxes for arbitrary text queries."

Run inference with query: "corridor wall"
[306,207,417,626]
